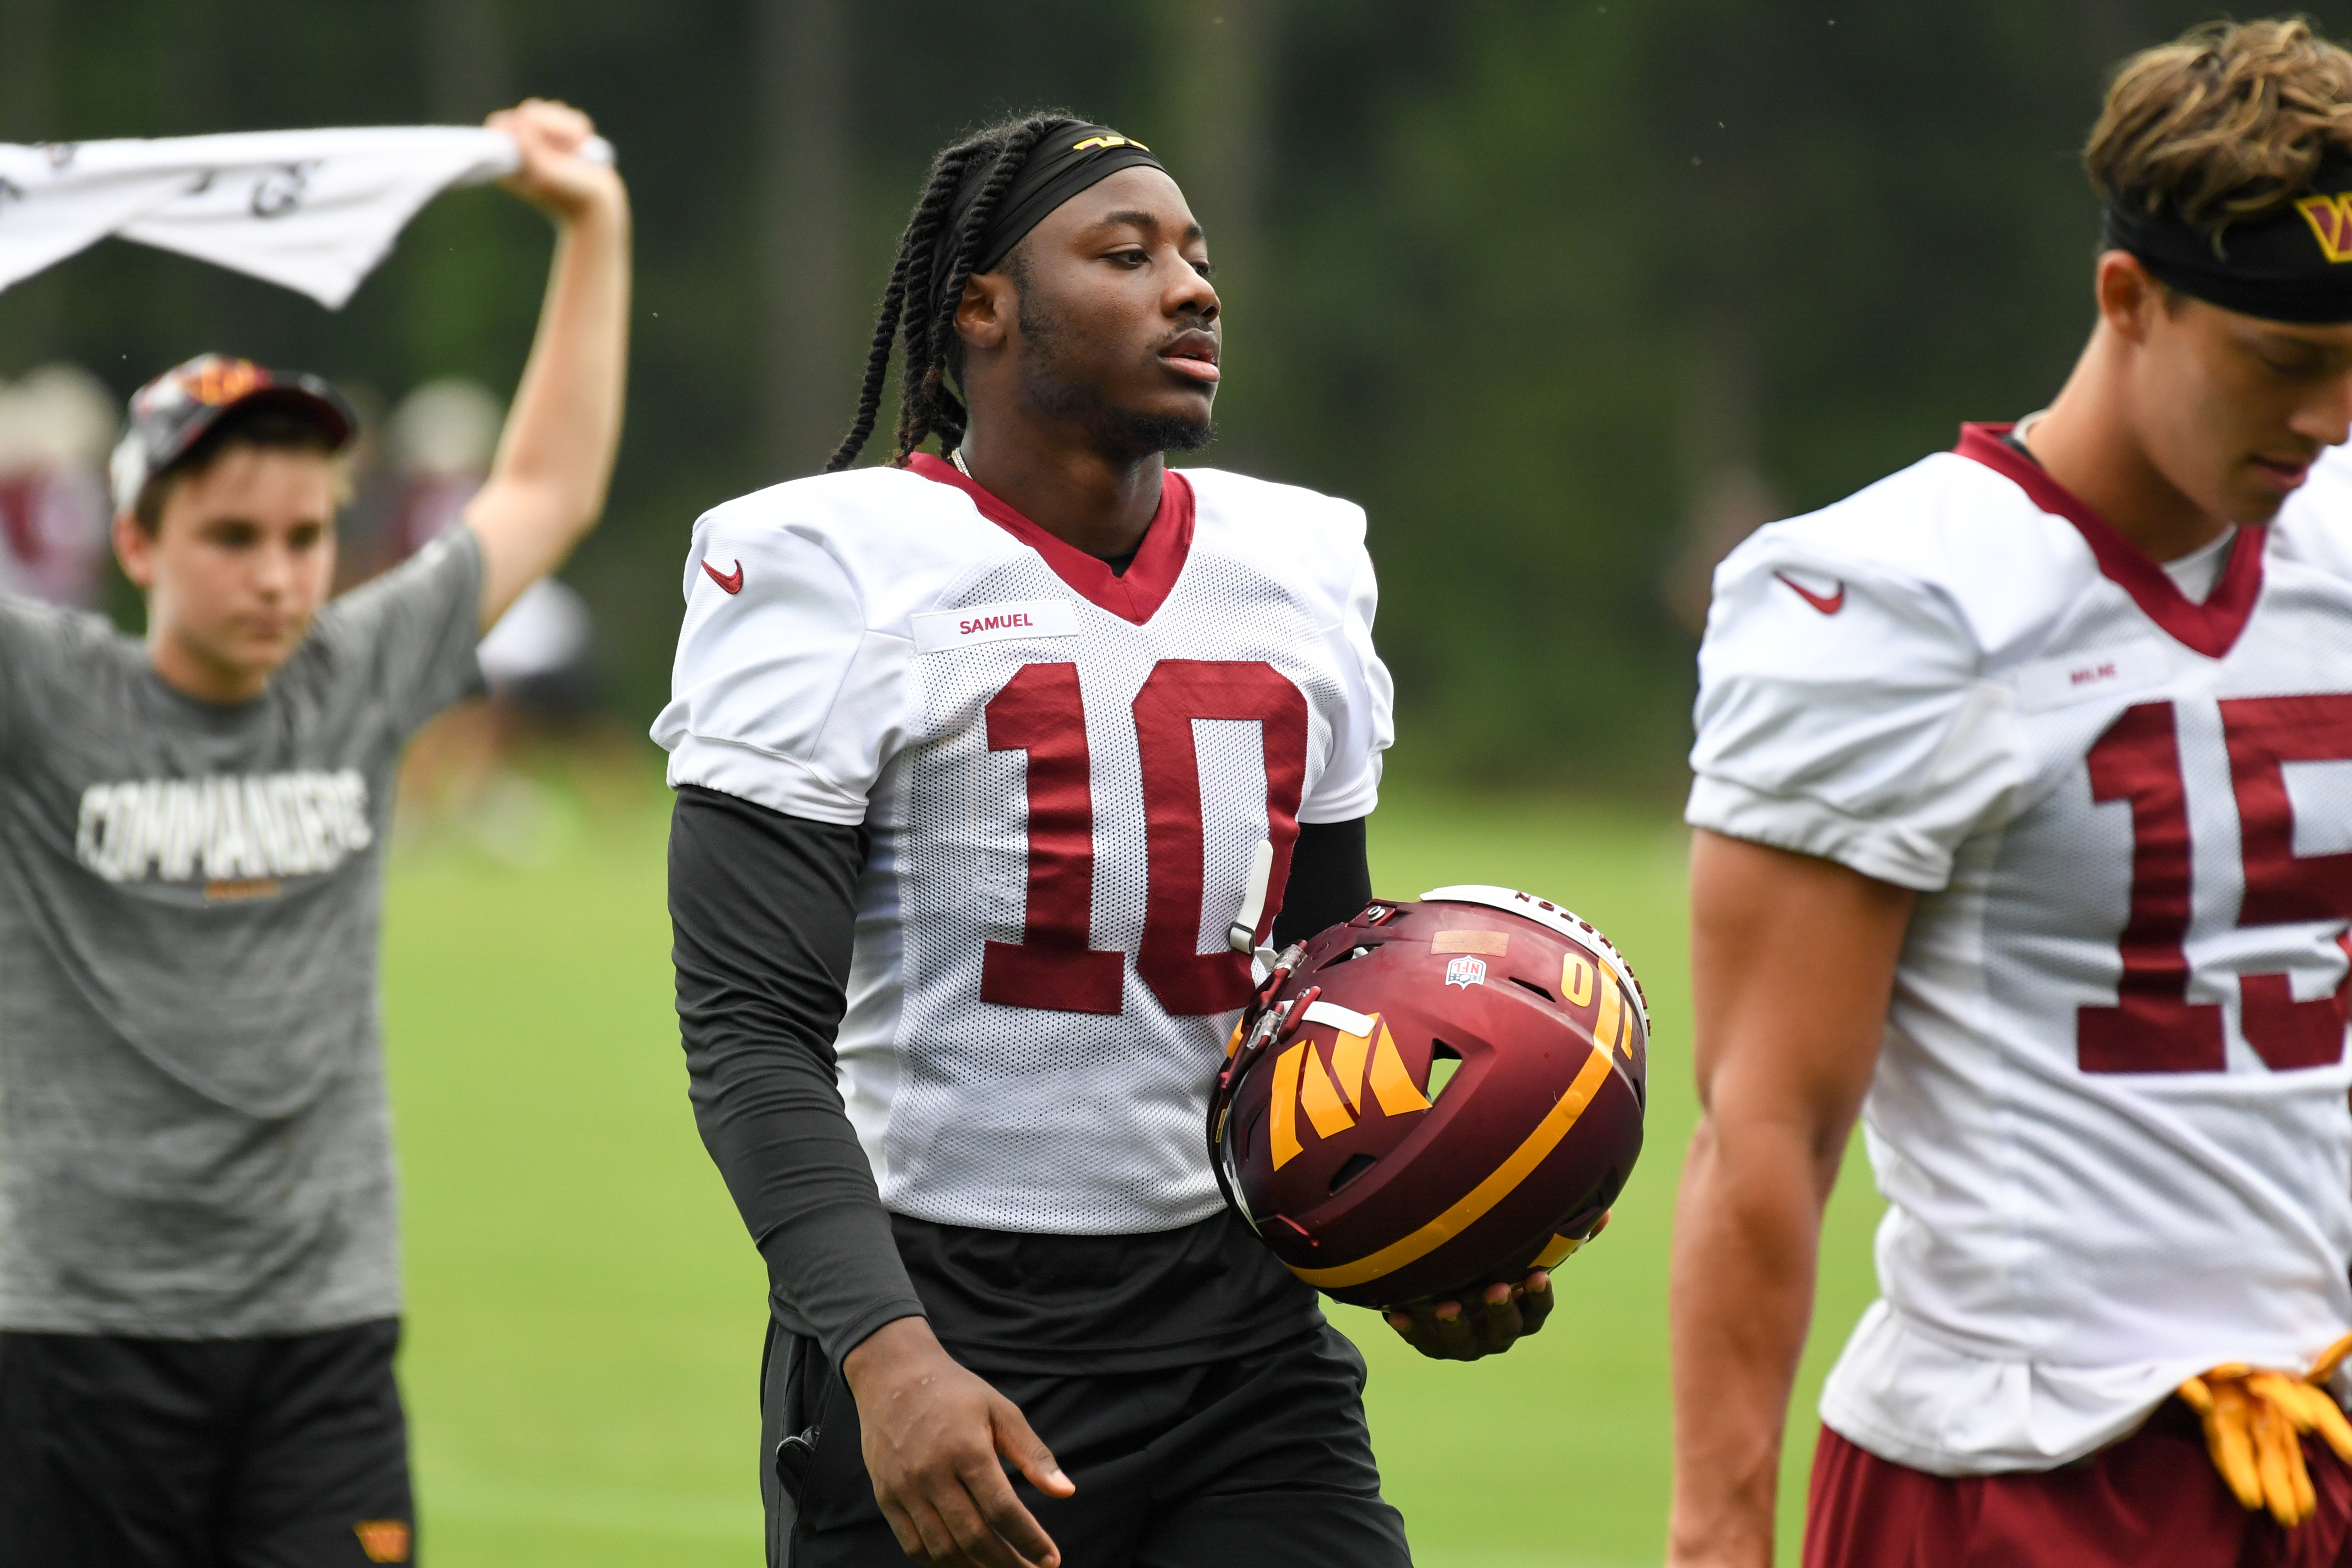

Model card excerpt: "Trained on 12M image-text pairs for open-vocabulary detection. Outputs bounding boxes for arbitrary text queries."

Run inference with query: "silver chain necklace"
[950,446,974,478]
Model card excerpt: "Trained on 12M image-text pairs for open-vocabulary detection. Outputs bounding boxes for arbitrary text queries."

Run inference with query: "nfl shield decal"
[1445,955,1487,989]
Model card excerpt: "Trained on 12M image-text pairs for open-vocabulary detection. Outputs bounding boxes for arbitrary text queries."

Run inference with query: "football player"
[0,102,627,1565]
[657,116,1553,1568]
[1670,19,2352,1568]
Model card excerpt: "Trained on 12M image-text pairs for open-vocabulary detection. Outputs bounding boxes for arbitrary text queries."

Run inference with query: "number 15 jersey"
[1690,424,2352,1476]
[653,455,1392,1237]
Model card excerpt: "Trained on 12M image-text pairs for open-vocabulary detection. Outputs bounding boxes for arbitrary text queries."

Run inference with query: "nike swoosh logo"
[702,559,744,595]
[1774,571,1845,615]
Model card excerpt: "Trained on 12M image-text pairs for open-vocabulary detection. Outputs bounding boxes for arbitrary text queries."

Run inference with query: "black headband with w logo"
[929,121,1166,316]
[2106,154,2352,323]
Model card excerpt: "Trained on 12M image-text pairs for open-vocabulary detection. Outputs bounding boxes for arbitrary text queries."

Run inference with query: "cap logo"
[184,358,267,408]
[2295,191,2352,264]
[1071,133,1148,152]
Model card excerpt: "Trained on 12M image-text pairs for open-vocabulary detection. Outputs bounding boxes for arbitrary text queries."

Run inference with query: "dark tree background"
[4,0,2340,788]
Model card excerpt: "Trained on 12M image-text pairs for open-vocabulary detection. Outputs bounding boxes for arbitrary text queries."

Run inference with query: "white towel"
[0,126,604,309]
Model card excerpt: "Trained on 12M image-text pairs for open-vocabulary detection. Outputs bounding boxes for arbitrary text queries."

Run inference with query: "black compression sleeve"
[1272,816,1373,949]
[667,785,924,1366]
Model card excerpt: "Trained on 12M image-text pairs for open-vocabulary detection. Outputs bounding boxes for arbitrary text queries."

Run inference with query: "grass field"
[383,770,1885,1566]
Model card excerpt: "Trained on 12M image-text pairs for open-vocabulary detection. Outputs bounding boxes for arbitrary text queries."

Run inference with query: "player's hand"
[486,98,624,225]
[1384,1269,1555,1361]
[842,1318,1075,1568]
[1382,1212,1605,1362]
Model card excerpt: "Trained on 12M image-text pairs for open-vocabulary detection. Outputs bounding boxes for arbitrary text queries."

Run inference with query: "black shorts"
[759,1320,1411,1568]
[0,1318,415,1567]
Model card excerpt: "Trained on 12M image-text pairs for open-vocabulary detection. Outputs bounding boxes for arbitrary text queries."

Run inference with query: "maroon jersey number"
[981,659,1310,1018]
[1133,660,1309,1015]
[2080,696,2352,1073]
[980,662,1126,1014]
[2221,694,2352,1068]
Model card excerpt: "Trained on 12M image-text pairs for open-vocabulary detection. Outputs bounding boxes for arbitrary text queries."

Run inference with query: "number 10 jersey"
[1690,424,2352,1476]
[654,456,1392,1237]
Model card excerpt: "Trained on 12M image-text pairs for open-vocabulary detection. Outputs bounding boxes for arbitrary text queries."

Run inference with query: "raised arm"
[466,99,632,630]
[1666,830,1913,1568]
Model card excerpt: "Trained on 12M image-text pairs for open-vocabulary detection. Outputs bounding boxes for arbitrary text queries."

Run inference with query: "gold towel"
[2179,1332,2352,1527]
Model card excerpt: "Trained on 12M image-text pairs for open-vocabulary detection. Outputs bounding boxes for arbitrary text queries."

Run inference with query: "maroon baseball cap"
[109,354,358,515]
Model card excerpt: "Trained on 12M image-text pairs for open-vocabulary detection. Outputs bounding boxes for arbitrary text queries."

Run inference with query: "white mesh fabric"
[1194,719,1272,955]
[835,543,1357,1234]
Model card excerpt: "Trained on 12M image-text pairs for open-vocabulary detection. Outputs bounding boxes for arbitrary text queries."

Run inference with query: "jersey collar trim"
[1952,422,2263,660]
[906,453,1194,626]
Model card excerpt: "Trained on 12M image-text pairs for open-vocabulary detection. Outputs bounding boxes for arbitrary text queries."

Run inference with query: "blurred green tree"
[4,0,2343,786]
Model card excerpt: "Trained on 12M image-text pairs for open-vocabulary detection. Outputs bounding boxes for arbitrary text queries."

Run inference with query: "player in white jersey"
[1670,19,2352,1568]
[658,117,1555,1568]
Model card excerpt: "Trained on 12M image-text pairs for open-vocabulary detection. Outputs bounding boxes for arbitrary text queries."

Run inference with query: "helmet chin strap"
[1227,837,1274,954]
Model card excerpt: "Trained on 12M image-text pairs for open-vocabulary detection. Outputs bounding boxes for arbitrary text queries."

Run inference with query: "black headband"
[930,120,1166,309]
[2105,154,2352,323]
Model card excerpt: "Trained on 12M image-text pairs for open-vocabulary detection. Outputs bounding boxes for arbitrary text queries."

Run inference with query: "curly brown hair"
[2088,16,2352,237]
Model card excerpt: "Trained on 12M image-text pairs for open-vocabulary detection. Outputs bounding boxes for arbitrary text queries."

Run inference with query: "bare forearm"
[471,174,631,624]
[497,197,629,509]
[1670,833,1911,1567]
[1666,1112,1839,1567]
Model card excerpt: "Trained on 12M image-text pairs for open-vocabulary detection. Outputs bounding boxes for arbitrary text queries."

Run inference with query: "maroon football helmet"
[1208,885,1648,1309]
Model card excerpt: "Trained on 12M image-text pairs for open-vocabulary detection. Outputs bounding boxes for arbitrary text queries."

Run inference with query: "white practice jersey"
[1689,423,2352,1475]
[654,457,1392,1236]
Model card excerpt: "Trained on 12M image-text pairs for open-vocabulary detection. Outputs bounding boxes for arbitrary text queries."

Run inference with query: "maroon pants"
[1804,1402,2352,1568]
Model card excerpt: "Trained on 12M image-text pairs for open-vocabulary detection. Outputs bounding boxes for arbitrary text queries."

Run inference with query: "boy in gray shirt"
[0,98,629,1567]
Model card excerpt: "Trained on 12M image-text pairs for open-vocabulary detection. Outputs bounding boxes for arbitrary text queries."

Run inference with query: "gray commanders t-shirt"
[0,529,484,1338]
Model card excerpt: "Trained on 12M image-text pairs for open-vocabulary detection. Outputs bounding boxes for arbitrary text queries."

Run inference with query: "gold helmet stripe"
[1286,1044,1614,1290]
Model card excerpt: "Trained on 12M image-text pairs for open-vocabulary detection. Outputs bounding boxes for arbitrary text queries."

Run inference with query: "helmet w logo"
[1268,1015,1429,1171]
[2295,192,2352,263]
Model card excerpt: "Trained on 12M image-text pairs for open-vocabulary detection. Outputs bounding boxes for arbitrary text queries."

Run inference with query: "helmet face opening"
[1208,888,1648,1309]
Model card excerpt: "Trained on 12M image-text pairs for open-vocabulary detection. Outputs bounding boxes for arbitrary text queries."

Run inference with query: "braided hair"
[826,114,1069,473]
